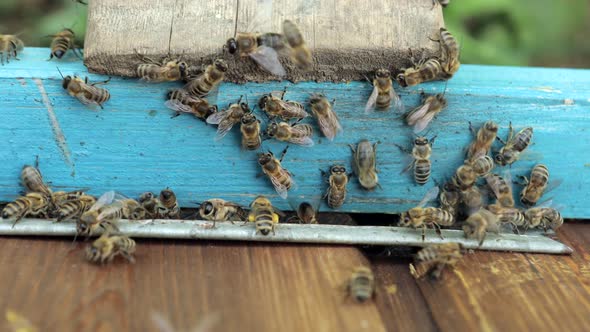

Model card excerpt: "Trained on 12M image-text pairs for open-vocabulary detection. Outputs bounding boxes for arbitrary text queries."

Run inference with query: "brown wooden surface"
[1,222,589,332]
[84,0,444,82]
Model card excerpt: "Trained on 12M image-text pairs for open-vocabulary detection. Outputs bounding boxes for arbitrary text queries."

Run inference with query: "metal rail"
[0,219,573,254]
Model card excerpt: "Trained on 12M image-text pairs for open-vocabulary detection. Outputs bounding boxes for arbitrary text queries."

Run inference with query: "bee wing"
[418,187,440,207]
[280,100,309,119]
[405,101,432,126]
[543,178,564,196]
[164,99,194,114]
[484,175,502,200]
[536,199,566,210]
[501,169,512,184]
[249,46,286,77]
[205,109,231,125]
[389,87,404,112]
[412,110,437,133]
[269,172,295,200]
[76,86,103,107]
[214,118,238,141]
[364,85,379,114]
[315,110,342,141]
[89,191,116,212]
[289,125,314,146]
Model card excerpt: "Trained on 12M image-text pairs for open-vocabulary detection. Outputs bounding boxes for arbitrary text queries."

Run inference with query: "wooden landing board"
[84,0,444,82]
[0,222,589,331]
[1,48,590,217]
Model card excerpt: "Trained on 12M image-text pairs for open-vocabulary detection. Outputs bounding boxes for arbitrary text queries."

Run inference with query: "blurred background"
[1,0,588,68]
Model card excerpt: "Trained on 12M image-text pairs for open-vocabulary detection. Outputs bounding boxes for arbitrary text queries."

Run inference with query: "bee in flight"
[166,89,217,121]
[410,243,463,280]
[494,124,533,166]
[404,92,447,133]
[395,135,436,185]
[347,267,375,303]
[57,67,111,109]
[264,120,314,147]
[135,51,187,82]
[258,146,295,199]
[0,34,24,65]
[350,140,380,191]
[259,88,309,121]
[365,68,403,113]
[309,93,342,141]
[48,28,82,60]
[248,195,281,235]
[86,231,136,264]
[206,97,251,141]
[321,165,350,209]
[282,19,313,71]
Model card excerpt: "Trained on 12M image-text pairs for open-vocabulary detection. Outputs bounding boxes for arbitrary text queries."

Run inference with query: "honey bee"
[259,89,309,121]
[206,98,250,141]
[495,124,533,166]
[184,59,228,98]
[399,187,455,240]
[404,93,447,133]
[198,199,246,225]
[55,194,97,222]
[519,164,551,207]
[462,208,500,246]
[78,191,145,237]
[2,193,50,226]
[350,140,380,191]
[410,243,463,280]
[470,155,494,177]
[438,182,460,218]
[321,165,349,209]
[226,31,287,77]
[0,34,24,65]
[436,28,460,78]
[309,93,342,141]
[282,20,313,70]
[165,89,217,120]
[57,67,111,109]
[135,52,187,82]
[158,188,181,219]
[451,164,477,191]
[239,112,262,150]
[395,136,436,185]
[396,57,443,87]
[487,203,525,229]
[347,267,375,303]
[248,195,281,235]
[432,0,450,7]
[467,121,498,162]
[264,120,314,147]
[365,69,403,113]
[20,165,51,197]
[287,201,319,224]
[258,147,295,199]
[459,185,485,216]
[485,172,515,207]
[138,192,165,219]
[49,28,81,60]
[86,231,136,264]
[524,206,563,231]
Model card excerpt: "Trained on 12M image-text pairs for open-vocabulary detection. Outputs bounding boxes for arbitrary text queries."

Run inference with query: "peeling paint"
[532,86,562,93]
[33,78,75,176]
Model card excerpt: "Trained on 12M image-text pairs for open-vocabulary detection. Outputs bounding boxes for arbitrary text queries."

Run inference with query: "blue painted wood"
[1,48,589,217]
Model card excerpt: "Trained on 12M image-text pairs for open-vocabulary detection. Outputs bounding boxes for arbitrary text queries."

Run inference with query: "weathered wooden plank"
[0,238,388,331]
[411,223,590,332]
[1,48,589,218]
[84,0,444,82]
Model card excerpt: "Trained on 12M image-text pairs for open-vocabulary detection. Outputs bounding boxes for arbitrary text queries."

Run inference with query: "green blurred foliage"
[1,0,589,67]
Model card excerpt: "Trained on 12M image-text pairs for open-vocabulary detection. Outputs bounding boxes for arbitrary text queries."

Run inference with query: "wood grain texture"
[84,0,444,82]
[1,48,589,217]
[0,239,387,332]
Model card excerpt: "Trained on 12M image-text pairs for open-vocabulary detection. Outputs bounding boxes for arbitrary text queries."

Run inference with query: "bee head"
[395,73,407,87]
[375,68,390,78]
[494,152,507,165]
[160,188,175,200]
[414,137,429,146]
[330,165,346,174]
[309,93,323,105]
[520,195,532,207]
[241,113,256,124]
[258,152,272,165]
[77,222,88,234]
[258,95,269,110]
[205,105,218,119]
[239,102,251,113]
[85,246,99,262]
[225,38,238,54]
[260,229,270,236]
[200,201,215,216]
[178,61,188,78]
[214,59,229,72]
[484,121,498,133]
[139,192,154,203]
[62,76,72,89]
[1,210,11,219]
[64,28,75,35]
[398,212,412,227]
[265,122,278,137]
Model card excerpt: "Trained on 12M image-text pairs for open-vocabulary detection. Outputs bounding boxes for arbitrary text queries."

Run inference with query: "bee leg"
[495,136,507,145]
[468,121,477,137]
[434,223,443,239]
[429,135,438,145]
[421,225,426,242]
[92,77,112,86]
[393,143,410,154]
[281,86,288,100]
[279,146,289,162]
[401,161,414,174]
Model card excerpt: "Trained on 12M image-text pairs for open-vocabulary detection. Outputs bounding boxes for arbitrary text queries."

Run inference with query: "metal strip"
[0,219,573,254]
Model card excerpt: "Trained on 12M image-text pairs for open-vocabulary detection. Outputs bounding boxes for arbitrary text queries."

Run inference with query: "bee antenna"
[56,66,64,79]
[442,79,449,97]
[233,0,240,38]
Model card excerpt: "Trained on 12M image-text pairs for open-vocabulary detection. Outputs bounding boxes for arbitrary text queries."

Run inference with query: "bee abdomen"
[51,37,73,58]
[530,164,549,184]
[57,201,81,221]
[514,128,533,151]
[327,189,346,209]
[414,159,431,185]
[2,198,30,219]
